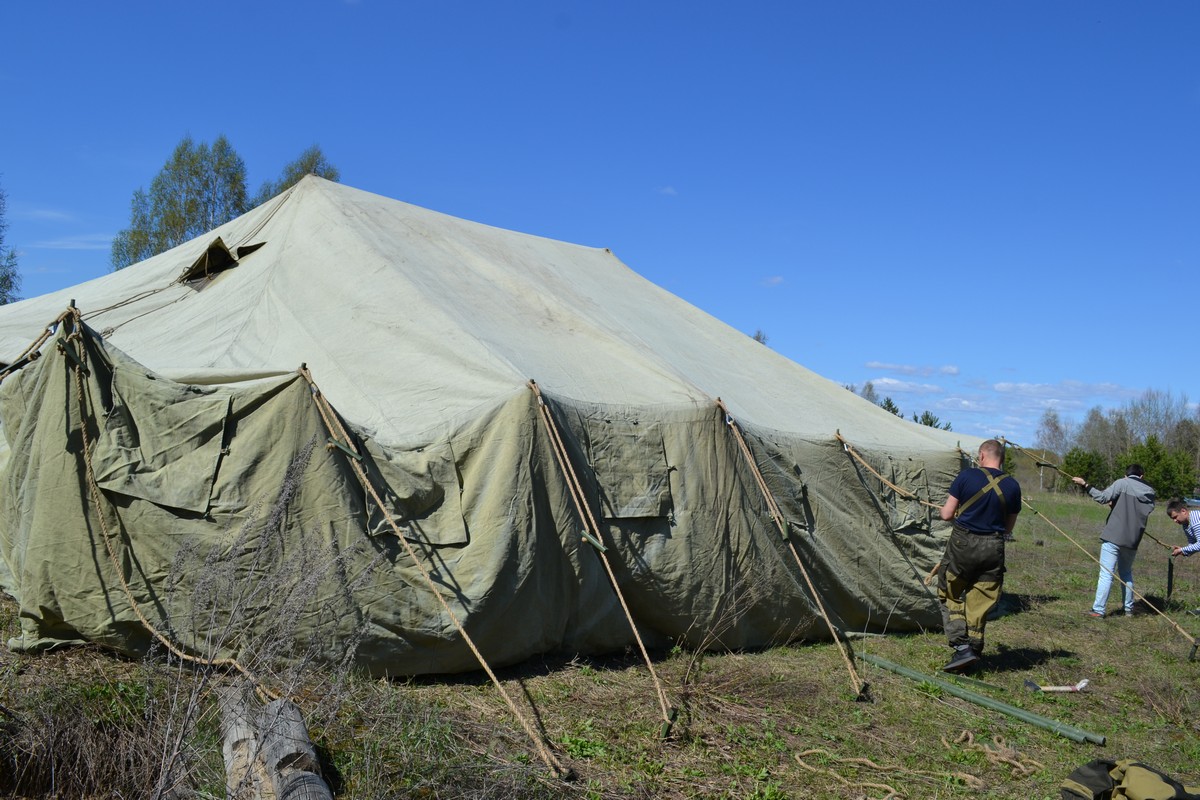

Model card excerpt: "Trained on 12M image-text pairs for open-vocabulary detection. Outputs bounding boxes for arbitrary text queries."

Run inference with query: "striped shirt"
[1180,510,1200,556]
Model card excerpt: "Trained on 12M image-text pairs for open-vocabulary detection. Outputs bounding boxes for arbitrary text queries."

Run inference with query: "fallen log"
[218,686,332,800]
[218,685,272,799]
[259,698,333,800]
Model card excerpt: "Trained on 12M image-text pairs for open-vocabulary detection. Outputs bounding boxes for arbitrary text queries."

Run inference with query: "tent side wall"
[543,395,957,649]
[0,327,956,675]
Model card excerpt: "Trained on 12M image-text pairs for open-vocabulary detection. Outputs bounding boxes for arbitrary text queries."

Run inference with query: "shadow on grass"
[989,592,1060,619]
[403,649,652,689]
[983,643,1076,673]
[1138,593,1199,615]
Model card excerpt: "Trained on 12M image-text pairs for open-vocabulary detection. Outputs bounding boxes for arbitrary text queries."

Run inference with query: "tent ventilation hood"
[177,237,266,289]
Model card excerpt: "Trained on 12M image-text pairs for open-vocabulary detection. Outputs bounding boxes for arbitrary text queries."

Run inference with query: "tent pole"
[859,653,1106,745]
[529,380,677,737]
[302,367,571,779]
[717,400,870,701]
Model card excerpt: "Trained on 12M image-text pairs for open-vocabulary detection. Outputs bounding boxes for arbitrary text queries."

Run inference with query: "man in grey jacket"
[1072,465,1156,618]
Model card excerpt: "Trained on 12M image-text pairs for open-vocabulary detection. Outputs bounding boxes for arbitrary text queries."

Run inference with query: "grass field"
[2,489,1199,798]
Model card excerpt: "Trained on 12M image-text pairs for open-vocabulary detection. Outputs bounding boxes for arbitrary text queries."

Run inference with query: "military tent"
[0,176,976,676]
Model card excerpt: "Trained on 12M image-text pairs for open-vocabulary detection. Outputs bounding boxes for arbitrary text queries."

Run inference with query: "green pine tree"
[0,178,21,304]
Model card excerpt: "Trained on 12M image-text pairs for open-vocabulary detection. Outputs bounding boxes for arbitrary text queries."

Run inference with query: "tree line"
[1034,391,1198,499]
[845,380,952,431]
[111,137,339,269]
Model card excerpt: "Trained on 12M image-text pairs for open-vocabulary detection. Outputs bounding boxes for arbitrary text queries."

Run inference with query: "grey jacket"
[1087,475,1156,549]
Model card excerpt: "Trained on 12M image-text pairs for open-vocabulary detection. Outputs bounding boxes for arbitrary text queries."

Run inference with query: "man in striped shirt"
[1166,499,1200,616]
[1166,499,1200,558]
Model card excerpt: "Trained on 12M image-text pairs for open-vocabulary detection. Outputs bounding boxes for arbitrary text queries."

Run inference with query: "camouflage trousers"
[937,527,1006,653]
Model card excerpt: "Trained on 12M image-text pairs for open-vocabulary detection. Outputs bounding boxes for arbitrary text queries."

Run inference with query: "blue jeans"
[1093,540,1136,615]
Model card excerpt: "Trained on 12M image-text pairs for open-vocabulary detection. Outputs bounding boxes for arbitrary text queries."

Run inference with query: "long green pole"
[858,652,1106,746]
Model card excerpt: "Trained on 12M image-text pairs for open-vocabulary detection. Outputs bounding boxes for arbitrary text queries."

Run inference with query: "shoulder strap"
[957,468,1011,516]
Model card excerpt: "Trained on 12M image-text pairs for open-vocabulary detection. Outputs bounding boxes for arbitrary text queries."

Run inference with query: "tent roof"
[0,177,968,451]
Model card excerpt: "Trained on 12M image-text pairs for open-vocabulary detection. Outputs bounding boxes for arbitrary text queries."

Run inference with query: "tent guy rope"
[528,380,676,737]
[299,366,571,779]
[715,398,869,700]
[834,433,943,513]
[1004,441,1177,553]
[973,445,1198,660]
[0,307,71,384]
[58,306,279,701]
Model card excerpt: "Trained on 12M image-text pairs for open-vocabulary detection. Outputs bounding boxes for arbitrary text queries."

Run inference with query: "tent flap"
[93,363,232,513]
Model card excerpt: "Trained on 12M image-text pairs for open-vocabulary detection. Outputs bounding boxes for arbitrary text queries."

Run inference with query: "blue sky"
[2,1,1197,446]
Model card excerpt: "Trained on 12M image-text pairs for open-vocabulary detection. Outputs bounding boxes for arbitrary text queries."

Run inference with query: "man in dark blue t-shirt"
[936,438,1021,672]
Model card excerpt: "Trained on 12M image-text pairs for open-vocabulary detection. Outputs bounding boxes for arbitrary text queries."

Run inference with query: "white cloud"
[866,361,959,378]
[20,208,74,222]
[658,186,678,196]
[937,396,986,411]
[866,360,917,374]
[992,380,1131,401]
[871,377,944,395]
[29,234,112,251]
[1033,397,1088,412]
[996,414,1037,439]
[761,276,783,287]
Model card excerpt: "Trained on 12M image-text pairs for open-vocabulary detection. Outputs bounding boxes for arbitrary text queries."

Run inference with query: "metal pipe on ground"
[857,652,1106,746]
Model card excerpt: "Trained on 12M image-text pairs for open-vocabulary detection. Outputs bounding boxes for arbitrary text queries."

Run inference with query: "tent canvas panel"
[0,323,956,674]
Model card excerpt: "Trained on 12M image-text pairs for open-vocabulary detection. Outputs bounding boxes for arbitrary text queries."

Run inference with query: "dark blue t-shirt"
[949,467,1021,534]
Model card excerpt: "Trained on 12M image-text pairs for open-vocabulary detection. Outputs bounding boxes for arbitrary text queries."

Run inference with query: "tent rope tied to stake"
[528,380,676,738]
[979,444,1198,661]
[715,398,869,700]
[58,306,278,700]
[299,367,571,778]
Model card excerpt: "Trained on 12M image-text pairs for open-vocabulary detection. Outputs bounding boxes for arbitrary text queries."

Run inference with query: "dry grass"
[2,489,1200,798]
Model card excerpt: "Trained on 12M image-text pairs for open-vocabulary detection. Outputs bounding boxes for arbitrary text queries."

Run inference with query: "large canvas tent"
[0,177,977,675]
